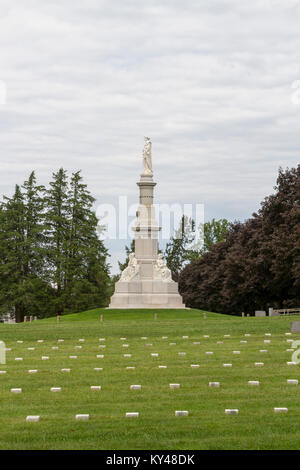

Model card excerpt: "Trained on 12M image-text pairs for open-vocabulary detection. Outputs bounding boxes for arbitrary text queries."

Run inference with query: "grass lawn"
[0,308,300,450]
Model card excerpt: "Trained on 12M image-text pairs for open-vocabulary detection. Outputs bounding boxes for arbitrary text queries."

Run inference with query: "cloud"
[0,1,299,272]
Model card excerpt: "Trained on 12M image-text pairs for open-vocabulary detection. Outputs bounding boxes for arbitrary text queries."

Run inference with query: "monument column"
[108,137,185,309]
[134,173,161,278]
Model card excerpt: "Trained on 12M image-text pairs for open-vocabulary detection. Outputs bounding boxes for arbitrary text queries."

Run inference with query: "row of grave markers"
[9,379,299,394]
[24,406,290,423]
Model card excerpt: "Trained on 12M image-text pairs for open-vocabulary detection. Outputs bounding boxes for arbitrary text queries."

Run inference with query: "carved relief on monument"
[153,254,172,282]
[119,253,140,282]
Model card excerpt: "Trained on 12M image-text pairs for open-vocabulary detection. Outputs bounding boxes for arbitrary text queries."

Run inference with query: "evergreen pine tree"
[44,168,69,313]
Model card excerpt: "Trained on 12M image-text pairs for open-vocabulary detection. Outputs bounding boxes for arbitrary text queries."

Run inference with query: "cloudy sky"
[0,0,300,273]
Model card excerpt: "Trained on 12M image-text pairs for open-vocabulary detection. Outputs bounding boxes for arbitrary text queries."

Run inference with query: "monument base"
[108,279,185,309]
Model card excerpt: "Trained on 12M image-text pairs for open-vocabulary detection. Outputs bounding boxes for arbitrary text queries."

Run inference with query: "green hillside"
[0,308,299,450]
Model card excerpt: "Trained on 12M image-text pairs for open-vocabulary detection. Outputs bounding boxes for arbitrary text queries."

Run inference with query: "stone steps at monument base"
[108,292,186,309]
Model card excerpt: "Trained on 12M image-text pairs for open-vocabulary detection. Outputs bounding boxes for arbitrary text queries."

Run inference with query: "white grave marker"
[26,416,40,422]
[225,409,239,415]
[175,410,188,416]
[76,414,90,421]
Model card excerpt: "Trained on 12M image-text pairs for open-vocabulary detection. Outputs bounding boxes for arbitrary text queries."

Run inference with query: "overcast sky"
[0,0,300,273]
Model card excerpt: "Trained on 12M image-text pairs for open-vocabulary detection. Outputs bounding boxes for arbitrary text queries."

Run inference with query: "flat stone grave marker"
[255,362,264,366]
[287,379,298,385]
[51,387,62,392]
[26,416,40,422]
[11,388,22,394]
[248,381,260,386]
[90,386,101,391]
[169,383,180,389]
[274,408,288,413]
[126,412,139,418]
[28,370,38,374]
[209,382,220,387]
[76,414,90,421]
[130,385,141,390]
[175,410,188,416]
[225,409,239,415]
[190,364,200,368]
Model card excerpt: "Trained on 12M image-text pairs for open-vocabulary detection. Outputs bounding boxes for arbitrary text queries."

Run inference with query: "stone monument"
[109,137,185,309]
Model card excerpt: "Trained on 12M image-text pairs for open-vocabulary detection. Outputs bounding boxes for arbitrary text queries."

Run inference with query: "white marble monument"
[109,138,185,309]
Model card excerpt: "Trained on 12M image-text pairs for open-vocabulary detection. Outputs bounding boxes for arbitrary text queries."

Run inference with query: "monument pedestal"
[109,279,185,309]
[109,139,185,309]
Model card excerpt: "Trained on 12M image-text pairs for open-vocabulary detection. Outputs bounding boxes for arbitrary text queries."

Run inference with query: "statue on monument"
[142,136,153,175]
[154,254,172,282]
[120,253,139,282]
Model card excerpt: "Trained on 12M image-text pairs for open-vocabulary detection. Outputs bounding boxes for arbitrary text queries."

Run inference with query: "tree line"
[178,166,300,315]
[0,170,111,322]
